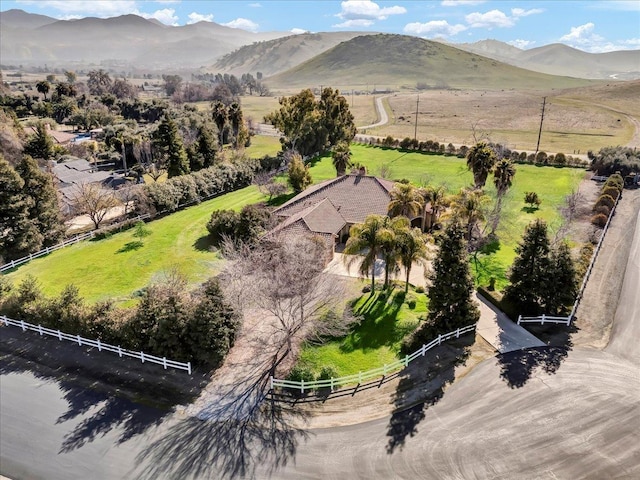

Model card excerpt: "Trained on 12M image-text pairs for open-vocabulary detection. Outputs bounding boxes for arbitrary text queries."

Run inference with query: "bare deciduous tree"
[70,183,120,229]
[221,236,355,358]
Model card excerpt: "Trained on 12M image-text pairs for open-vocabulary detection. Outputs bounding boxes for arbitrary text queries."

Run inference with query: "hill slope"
[269,34,599,90]
[211,32,374,76]
[454,39,640,80]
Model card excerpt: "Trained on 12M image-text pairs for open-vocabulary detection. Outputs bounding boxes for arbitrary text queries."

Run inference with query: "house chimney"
[359,166,367,176]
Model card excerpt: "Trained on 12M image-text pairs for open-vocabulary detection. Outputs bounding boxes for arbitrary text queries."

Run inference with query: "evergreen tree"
[287,153,312,193]
[427,222,480,330]
[198,124,218,169]
[154,115,190,178]
[24,123,55,161]
[503,219,551,314]
[0,157,41,260]
[547,242,577,315]
[16,155,64,247]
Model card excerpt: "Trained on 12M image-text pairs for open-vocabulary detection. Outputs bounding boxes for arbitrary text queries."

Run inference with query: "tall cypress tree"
[427,222,480,331]
[503,219,551,315]
[0,156,41,260]
[547,242,577,315]
[154,115,190,178]
[16,155,64,247]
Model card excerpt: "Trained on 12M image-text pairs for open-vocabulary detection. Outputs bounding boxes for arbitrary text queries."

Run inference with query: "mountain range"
[1,9,638,82]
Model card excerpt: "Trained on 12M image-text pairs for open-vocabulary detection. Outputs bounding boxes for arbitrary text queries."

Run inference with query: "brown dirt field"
[370,89,633,153]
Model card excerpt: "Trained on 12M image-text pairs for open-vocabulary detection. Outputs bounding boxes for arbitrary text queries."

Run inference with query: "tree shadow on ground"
[386,333,476,454]
[497,323,576,389]
[521,206,540,214]
[134,347,308,480]
[116,240,144,253]
[193,235,215,252]
[0,327,209,453]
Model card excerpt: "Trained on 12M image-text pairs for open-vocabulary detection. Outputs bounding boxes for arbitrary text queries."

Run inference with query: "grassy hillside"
[268,34,600,90]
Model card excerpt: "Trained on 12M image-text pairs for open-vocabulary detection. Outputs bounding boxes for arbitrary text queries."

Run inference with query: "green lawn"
[5,186,265,304]
[244,134,281,158]
[297,286,427,377]
[308,144,586,290]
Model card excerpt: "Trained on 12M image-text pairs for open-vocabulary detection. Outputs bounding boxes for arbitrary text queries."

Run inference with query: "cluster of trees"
[206,204,273,246]
[503,219,577,316]
[0,274,239,367]
[0,155,63,261]
[591,173,624,228]
[191,72,270,97]
[589,146,640,177]
[265,87,356,158]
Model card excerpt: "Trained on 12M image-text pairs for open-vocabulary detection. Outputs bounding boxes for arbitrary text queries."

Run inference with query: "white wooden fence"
[270,324,476,393]
[517,314,571,326]
[1,315,191,374]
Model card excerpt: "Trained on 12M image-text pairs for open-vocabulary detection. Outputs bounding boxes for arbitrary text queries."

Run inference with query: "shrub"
[317,366,338,383]
[415,285,425,294]
[362,284,372,293]
[594,205,610,217]
[524,191,541,209]
[594,194,616,211]
[591,213,608,228]
[601,186,620,200]
[206,210,240,245]
[286,366,315,386]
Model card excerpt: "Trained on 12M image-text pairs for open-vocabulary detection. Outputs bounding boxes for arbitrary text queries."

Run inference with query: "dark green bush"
[591,213,608,228]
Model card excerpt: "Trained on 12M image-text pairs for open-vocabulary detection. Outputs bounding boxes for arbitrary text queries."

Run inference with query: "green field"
[298,287,427,377]
[309,144,586,289]
[4,186,265,303]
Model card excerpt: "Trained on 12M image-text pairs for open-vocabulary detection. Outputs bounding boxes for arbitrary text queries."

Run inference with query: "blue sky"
[5,0,640,52]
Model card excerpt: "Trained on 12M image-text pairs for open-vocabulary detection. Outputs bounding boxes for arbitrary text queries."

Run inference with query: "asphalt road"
[2,207,639,480]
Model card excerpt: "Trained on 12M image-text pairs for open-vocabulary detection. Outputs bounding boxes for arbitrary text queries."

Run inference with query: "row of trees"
[0,155,63,261]
[0,274,239,367]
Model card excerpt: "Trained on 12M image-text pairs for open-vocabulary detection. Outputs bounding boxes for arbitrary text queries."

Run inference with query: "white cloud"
[441,1,486,5]
[336,1,406,22]
[511,8,544,17]
[139,8,179,25]
[249,2,262,7]
[560,22,598,42]
[333,18,375,28]
[187,12,214,24]
[507,39,534,49]
[290,28,308,34]
[222,17,259,32]
[465,9,514,28]
[17,0,137,17]
[153,0,180,4]
[404,20,467,38]
[589,1,640,11]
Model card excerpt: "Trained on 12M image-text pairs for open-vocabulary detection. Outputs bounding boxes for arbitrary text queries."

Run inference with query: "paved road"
[358,95,390,130]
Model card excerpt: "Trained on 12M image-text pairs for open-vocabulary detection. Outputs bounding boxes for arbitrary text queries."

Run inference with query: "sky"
[3,0,640,53]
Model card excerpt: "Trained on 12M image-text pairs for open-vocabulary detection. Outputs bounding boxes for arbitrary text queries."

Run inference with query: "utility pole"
[414,94,420,140]
[121,142,127,176]
[535,96,546,157]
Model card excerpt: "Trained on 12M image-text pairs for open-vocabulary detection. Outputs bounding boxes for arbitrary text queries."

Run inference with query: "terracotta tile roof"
[275,174,394,225]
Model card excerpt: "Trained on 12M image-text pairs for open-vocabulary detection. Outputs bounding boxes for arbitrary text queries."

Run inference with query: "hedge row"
[590,173,624,228]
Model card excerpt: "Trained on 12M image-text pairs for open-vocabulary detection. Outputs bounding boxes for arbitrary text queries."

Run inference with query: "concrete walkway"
[325,252,427,288]
[474,292,545,353]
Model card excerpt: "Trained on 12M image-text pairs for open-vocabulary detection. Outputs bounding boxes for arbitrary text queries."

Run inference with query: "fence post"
[517,314,522,325]
[456,327,460,338]
[45,246,50,254]
[541,313,546,325]
[301,379,305,394]
[383,364,387,375]
[438,334,442,345]
[20,319,26,332]
[141,351,145,363]
[358,371,362,384]
[187,362,191,375]
[38,324,43,335]
[270,376,274,390]
[331,377,334,390]
[118,345,122,357]
[421,344,426,356]
[97,339,101,351]
[77,335,82,346]
[58,329,62,341]
[404,355,409,367]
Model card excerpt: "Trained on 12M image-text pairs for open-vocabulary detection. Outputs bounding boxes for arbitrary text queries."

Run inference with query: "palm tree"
[467,142,497,189]
[228,102,243,148]
[332,141,351,176]
[397,227,430,293]
[419,185,447,232]
[343,214,386,292]
[36,80,50,101]
[490,159,516,235]
[388,182,422,219]
[211,101,228,149]
[451,188,490,243]
[379,216,410,288]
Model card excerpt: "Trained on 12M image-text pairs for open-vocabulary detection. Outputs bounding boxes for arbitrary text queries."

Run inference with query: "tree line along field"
[4,141,585,307]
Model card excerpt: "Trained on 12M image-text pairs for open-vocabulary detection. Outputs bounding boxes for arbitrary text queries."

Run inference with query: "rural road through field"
[358,95,390,130]
[2,199,640,479]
